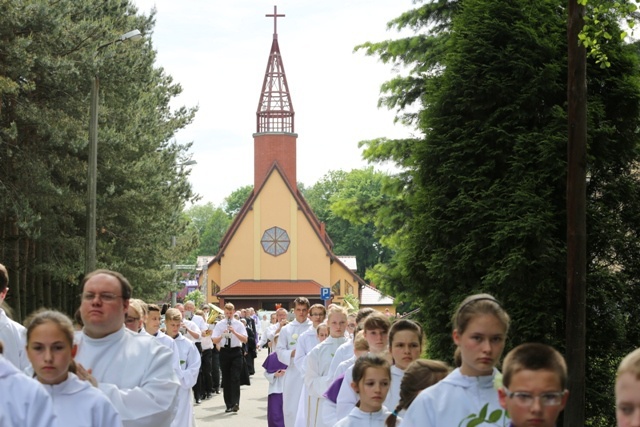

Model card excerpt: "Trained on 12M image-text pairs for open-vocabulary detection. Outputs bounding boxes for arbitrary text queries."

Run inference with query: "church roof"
[256,6,294,133]
[360,283,395,306]
[217,279,323,297]
[209,163,365,288]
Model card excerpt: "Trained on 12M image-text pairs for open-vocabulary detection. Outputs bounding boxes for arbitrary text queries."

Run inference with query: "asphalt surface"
[194,348,270,426]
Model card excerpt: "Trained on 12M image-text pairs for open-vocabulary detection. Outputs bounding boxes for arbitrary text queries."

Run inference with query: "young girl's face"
[453,314,506,376]
[352,366,391,413]
[329,313,347,338]
[616,372,640,427]
[27,322,72,385]
[390,330,421,370]
[364,328,388,354]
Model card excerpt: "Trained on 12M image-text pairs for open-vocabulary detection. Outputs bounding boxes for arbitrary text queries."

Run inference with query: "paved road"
[194,348,271,426]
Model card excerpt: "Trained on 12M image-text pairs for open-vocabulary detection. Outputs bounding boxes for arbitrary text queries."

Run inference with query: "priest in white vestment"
[276,298,313,426]
[75,269,180,427]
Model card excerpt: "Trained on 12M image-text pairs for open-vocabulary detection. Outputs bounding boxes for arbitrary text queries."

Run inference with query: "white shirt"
[75,326,180,427]
[400,368,506,427]
[335,406,397,427]
[212,317,247,348]
[0,355,56,427]
[303,335,349,427]
[328,340,353,380]
[182,318,201,344]
[0,308,30,370]
[145,330,182,379]
[277,318,313,427]
[171,334,201,427]
[293,326,319,375]
[42,372,122,427]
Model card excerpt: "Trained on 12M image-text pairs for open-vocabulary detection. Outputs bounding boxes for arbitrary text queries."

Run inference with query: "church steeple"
[254,5,297,190]
[256,5,295,133]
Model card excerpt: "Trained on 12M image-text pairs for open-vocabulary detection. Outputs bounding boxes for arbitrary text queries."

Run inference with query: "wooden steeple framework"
[256,6,295,133]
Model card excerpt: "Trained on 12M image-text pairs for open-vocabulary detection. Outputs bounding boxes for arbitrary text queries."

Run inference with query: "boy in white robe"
[303,306,349,427]
[276,297,313,426]
[165,308,201,427]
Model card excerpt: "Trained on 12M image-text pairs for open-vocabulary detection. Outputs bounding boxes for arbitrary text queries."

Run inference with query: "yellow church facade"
[203,163,362,310]
[200,8,365,310]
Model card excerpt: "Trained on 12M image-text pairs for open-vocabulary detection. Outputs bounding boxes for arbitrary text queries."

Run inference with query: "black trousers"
[212,347,221,390]
[192,342,203,400]
[201,348,213,394]
[219,347,242,409]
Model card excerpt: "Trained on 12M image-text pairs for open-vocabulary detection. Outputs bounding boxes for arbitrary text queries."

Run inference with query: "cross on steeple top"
[266,5,285,39]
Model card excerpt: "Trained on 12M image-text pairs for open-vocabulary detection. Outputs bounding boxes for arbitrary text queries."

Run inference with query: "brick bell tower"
[254,5,297,190]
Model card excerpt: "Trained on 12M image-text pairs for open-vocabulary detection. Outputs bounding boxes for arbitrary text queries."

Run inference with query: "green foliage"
[183,202,231,261]
[184,289,204,308]
[578,0,640,68]
[458,404,507,427]
[0,0,197,314]
[302,168,392,278]
[223,185,253,218]
[342,293,360,313]
[360,0,640,425]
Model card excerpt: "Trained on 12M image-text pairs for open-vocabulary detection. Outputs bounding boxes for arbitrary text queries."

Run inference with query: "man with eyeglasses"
[276,297,313,427]
[74,269,180,427]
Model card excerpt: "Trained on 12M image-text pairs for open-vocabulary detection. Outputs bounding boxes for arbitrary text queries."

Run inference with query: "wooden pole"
[565,0,587,425]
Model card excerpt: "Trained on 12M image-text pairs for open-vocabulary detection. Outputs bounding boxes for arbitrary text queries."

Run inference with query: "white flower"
[292,333,299,340]
[493,372,503,391]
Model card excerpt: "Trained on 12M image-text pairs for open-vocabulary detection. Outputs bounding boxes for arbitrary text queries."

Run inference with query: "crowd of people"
[0,263,639,426]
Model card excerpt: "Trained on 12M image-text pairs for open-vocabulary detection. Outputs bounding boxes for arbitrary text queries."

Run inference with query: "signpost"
[320,287,331,300]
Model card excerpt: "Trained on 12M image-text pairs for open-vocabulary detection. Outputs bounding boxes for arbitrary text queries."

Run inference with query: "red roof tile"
[217,280,323,297]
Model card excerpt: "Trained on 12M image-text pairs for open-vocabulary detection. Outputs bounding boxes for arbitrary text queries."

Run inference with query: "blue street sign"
[320,287,331,300]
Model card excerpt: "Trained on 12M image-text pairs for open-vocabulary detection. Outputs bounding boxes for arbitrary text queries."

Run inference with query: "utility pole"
[565,0,587,425]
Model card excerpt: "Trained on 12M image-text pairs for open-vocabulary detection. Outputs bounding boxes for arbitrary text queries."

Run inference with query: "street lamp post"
[85,29,143,274]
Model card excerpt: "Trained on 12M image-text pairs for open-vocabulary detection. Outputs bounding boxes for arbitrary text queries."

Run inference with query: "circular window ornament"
[261,226,290,256]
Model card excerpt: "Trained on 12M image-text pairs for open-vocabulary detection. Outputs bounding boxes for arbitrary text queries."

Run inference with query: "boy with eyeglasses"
[498,343,569,427]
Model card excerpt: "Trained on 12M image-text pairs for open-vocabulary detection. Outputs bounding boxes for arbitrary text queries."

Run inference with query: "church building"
[200,7,366,310]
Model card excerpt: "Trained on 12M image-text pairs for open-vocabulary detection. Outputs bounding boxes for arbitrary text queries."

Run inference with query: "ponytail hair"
[384,359,451,427]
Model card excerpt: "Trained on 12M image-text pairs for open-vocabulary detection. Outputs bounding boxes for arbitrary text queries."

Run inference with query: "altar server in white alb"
[74,269,180,427]
[0,342,56,427]
[25,309,122,427]
[293,304,326,376]
[400,294,510,427]
[165,308,201,427]
[0,263,30,370]
[303,305,349,427]
[276,297,313,426]
[335,354,396,427]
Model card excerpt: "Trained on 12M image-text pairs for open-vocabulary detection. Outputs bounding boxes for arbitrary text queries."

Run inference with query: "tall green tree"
[302,168,390,278]
[0,0,197,314]
[223,185,253,218]
[359,0,640,424]
[183,202,231,261]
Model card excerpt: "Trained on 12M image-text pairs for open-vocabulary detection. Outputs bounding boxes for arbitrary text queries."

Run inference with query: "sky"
[132,0,416,206]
